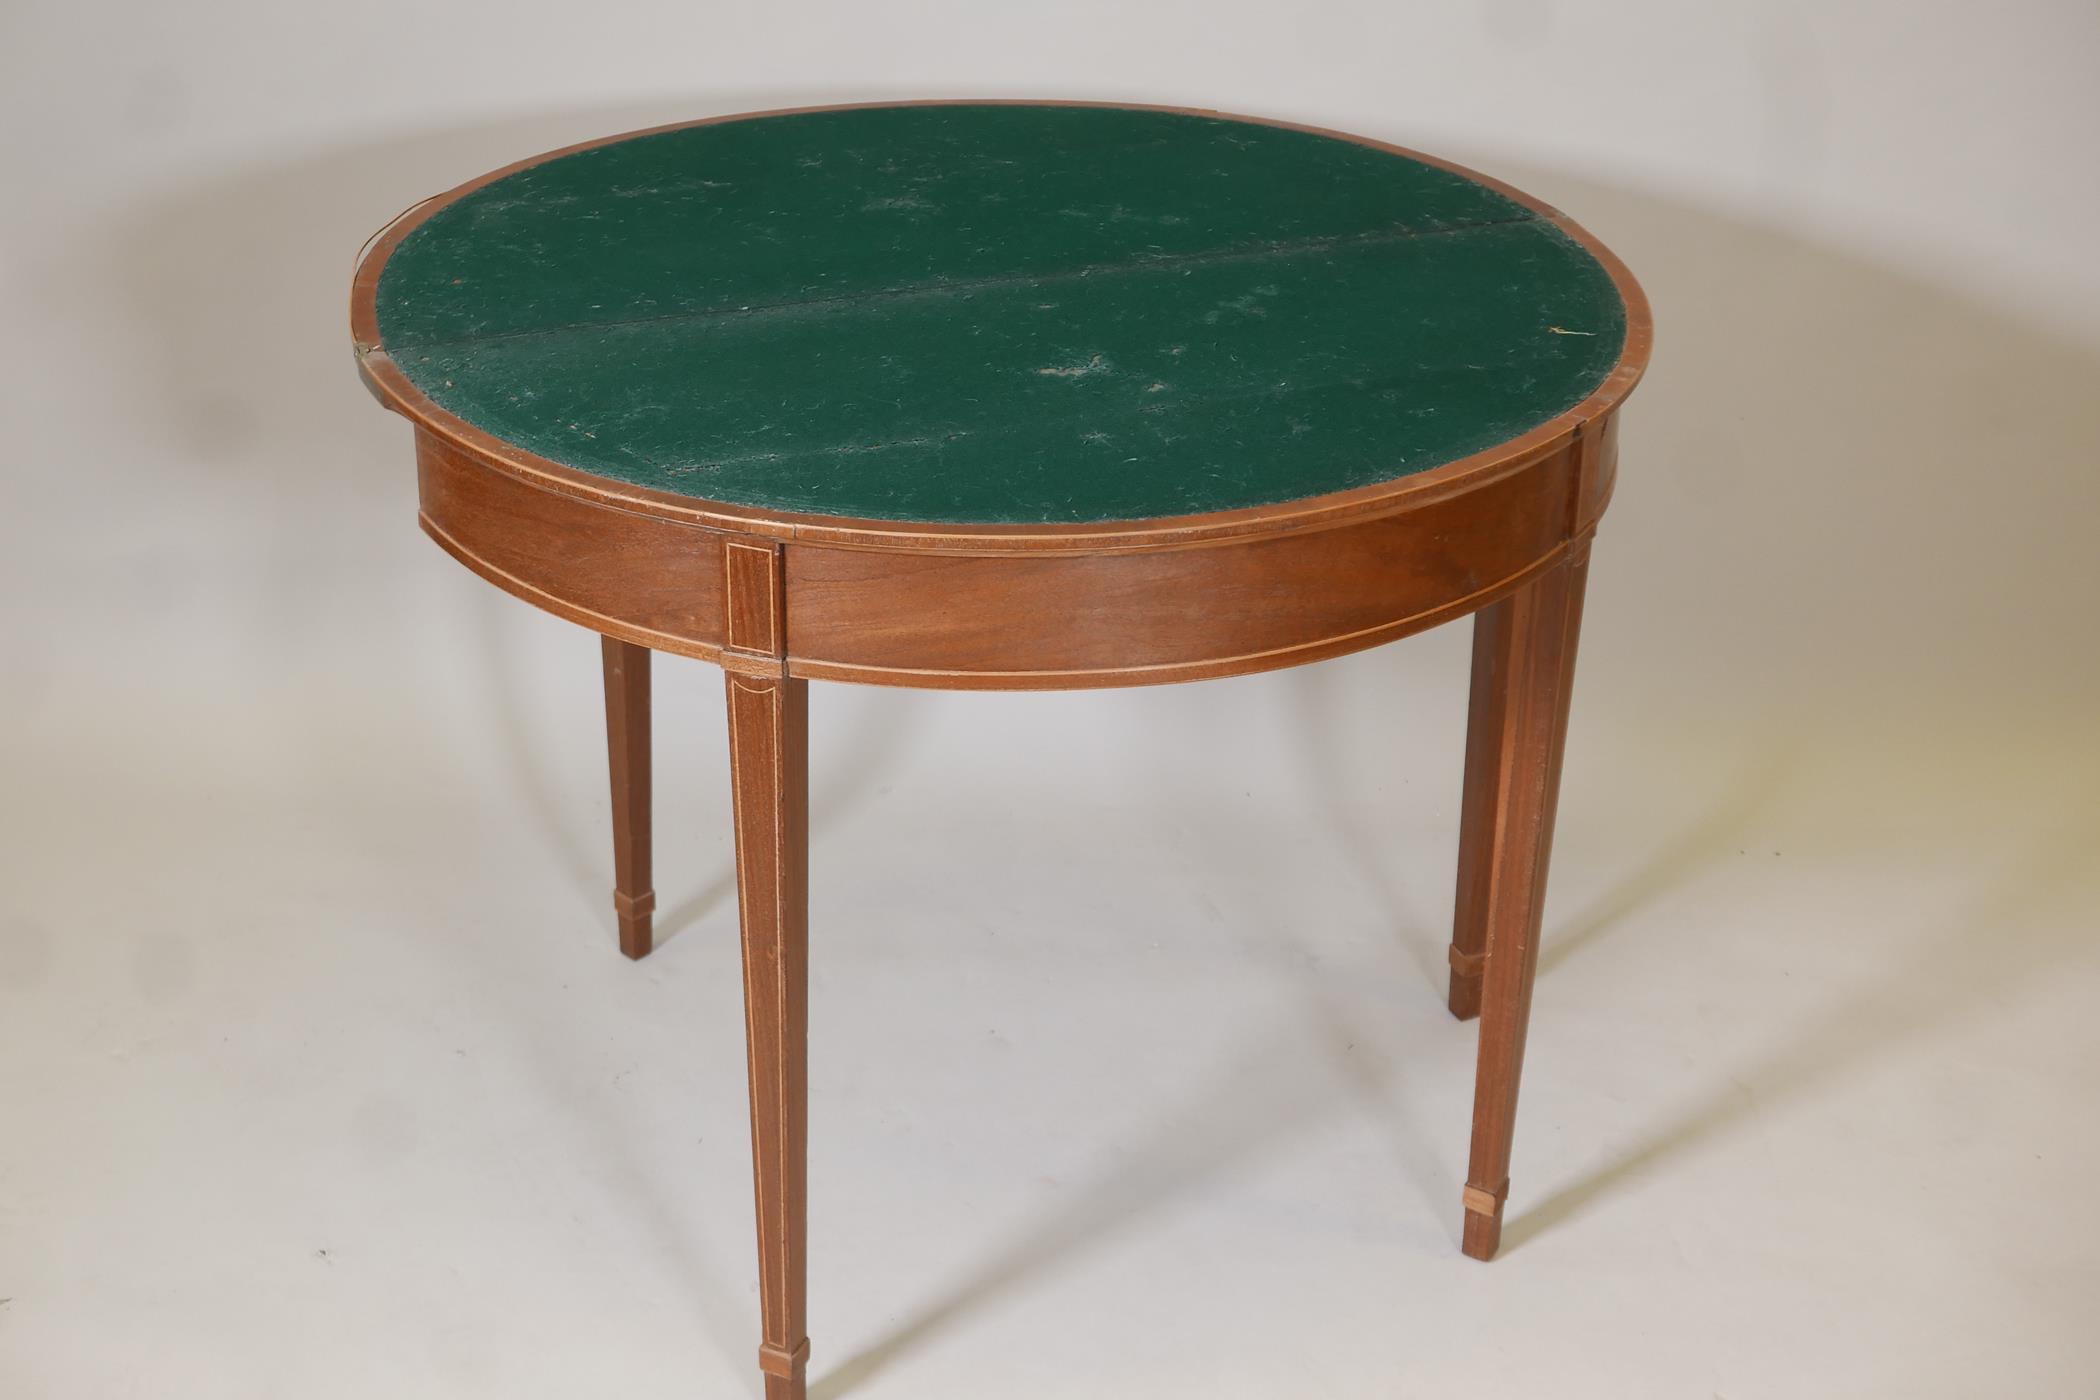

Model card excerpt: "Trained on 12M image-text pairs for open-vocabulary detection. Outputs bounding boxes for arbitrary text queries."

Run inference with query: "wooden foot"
[602,637,655,959]
[725,671,810,1400]
[1460,1180,1507,1260]
[1459,548,1590,1261]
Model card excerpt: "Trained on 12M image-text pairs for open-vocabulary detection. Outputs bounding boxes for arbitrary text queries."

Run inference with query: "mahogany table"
[350,101,1650,1397]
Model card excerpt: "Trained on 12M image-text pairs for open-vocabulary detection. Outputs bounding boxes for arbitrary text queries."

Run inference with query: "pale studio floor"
[3,598,2096,1399]
[6,119,2100,1400]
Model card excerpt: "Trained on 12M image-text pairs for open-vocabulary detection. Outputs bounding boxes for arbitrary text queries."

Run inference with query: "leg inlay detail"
[758,1338,811,1379]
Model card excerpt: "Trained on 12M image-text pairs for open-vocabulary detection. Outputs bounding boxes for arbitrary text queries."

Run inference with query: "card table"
[350,101,1651,1396]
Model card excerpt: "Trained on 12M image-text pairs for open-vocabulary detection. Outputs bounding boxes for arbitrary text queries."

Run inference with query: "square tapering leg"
[602,637,655,959]
[1460,548,1590,1261]
[1448,598,1515,1021]
[725,672,811,1400]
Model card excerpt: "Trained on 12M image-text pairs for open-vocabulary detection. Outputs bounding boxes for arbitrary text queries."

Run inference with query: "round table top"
[356,103,1645,529]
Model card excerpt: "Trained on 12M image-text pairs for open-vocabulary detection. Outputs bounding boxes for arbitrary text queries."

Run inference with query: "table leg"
[1459,547,1590,1261]
[1447,596,1513,1021]
[725,671,811,1400]
[602,637,655,959]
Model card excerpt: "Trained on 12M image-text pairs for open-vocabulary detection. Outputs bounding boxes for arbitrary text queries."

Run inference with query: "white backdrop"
[4,5,2097,1397]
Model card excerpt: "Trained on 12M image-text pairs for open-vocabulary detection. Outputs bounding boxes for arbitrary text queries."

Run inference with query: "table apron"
[414,426,1605,689]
